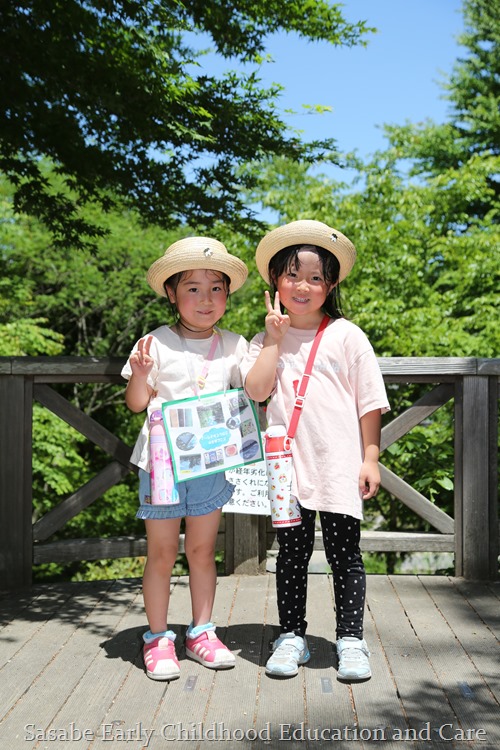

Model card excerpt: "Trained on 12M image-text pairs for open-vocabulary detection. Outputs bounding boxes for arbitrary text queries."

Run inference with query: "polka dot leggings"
[275,506,366,640]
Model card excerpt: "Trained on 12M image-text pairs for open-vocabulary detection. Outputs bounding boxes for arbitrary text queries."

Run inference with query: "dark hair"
[162,269,231,317]
[268,244,344,319]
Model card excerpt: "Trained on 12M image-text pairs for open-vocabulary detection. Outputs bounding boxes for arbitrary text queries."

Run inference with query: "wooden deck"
[1,574,499,749]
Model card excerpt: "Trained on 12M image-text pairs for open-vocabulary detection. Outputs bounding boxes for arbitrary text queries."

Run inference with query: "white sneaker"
[336,637,371,681]
[265,632,310,677]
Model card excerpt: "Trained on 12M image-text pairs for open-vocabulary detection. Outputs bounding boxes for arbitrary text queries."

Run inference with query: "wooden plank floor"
[0,574,498,749]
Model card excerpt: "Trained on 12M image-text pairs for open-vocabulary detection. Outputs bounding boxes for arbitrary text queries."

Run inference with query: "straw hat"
[147,237,248,296]
[255,219,356,284]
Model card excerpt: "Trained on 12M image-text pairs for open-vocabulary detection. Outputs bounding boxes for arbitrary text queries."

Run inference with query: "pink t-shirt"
[241,318,390,519]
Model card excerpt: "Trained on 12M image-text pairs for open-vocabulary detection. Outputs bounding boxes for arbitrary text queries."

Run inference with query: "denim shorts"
[136,468,234,520]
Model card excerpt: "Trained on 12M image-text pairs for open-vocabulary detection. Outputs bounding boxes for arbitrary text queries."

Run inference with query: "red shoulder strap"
[285,315,330,445]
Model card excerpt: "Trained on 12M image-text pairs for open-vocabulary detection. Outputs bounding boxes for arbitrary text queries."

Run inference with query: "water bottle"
[149,410,180,505]
[265,425,301,528]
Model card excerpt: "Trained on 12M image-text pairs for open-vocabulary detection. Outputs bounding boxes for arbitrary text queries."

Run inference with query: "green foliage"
[32,405,89,513]
[0,318,64,356]
[33,557,146,583]
[1,174,173,358]
[381,0,499,222]
[383,408,455,505]
[247,156,499,360]
[361,554,393,575]
[0,0,372,247]
[70,557,146,582]
[33,549,227,583]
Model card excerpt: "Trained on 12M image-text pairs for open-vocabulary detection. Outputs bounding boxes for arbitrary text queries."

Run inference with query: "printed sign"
[224,460,270,515]
[162,389,264,483]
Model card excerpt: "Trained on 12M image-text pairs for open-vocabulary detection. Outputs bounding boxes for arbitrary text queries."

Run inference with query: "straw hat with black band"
[147,237,248,297]
[255,220,357,284]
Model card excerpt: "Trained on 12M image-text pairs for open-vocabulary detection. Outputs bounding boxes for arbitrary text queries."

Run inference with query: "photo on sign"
[204,449,225,470]
[168,408,194,429]
[229,391,249,416]
[179,454,202,474]
[197,402,225,428]
[176,432,197,451]
[240,418,256,438]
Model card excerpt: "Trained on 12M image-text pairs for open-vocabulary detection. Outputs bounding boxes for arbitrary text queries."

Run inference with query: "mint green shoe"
[265,633,310,677]
[336,637,371,681]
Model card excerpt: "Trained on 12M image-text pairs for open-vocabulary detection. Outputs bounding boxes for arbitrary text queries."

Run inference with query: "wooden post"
[223,513,235,575]
[0,374,33,588]
[455,373,498,580]
[225,514,266,575]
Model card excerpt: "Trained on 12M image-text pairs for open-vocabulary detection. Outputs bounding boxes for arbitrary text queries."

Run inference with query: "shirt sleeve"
[229,334,250,388]
[240,331,278,397]
[120,351,133,381]
[350,348,390,418]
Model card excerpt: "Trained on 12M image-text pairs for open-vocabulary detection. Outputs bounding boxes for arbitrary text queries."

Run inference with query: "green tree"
[0,0,372,247]
[383,0,499,222]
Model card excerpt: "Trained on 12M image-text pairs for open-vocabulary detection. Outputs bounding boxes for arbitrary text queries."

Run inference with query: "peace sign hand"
[129,335,155,379]
[264,291,290,342]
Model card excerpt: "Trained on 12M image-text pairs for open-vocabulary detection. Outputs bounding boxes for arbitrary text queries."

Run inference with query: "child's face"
[166,269,228,334]
[276,248,334,320]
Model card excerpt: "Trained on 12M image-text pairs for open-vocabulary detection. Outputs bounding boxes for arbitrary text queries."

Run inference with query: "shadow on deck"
[0,574,499,749]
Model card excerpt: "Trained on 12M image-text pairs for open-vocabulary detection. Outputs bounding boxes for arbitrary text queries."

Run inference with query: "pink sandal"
[143,636,180,681]
[186,630,235,669]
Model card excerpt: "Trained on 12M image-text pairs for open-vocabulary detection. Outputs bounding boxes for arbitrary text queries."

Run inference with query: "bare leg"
[142,517,181,633]
[184,508,222,626]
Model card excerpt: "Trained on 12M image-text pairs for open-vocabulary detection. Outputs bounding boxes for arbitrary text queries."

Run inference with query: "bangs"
[269,245,340,287]
[164,270,231,295]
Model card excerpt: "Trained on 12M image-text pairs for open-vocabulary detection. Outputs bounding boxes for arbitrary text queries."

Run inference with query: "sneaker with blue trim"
[186,629,235,669]
[143,634,180,681]
[336,637,371,681]
[265,632,310,677]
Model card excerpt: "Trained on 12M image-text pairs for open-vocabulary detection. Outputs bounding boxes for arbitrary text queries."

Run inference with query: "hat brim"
[147,237,248,296]
[255,220,356,284]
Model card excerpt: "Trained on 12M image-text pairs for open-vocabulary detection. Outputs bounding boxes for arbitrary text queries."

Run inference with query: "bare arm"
[359,408,382,500]
[125,335,155,412]
[245,291,290,402]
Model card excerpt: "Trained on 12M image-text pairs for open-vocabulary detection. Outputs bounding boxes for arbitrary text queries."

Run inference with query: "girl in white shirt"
[122,237,248,681]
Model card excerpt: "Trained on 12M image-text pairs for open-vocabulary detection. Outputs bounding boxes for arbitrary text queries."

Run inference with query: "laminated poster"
[162,388,263,483]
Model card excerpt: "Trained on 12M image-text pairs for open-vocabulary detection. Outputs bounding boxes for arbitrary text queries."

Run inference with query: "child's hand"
[359,460,380,500]
[129,335,155,378]
[264,291,290,342]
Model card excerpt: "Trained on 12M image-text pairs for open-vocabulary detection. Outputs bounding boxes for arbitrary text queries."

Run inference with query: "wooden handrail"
[0,356,498,587]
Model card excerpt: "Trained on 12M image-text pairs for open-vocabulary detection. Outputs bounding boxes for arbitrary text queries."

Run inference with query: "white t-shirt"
[241,318,390,519]
[122,325,249,470]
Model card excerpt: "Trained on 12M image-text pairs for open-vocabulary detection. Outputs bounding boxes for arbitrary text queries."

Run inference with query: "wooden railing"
[0,357,498,588]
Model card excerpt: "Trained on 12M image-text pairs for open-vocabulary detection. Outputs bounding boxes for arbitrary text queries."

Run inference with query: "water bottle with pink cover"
[149,410,179,505]
[265,425,301,528]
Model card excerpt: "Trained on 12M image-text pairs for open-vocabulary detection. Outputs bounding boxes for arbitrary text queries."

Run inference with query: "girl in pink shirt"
[243,220,389,681]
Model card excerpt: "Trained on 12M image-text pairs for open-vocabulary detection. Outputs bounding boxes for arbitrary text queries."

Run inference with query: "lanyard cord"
[177,325,225,398]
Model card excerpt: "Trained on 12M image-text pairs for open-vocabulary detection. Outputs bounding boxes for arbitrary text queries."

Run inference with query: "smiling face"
[165,269,229,337]
[275,247,335,328]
